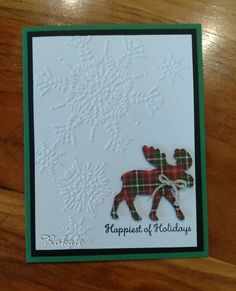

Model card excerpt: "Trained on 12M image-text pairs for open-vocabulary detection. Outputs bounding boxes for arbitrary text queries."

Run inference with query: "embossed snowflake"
[61,216,91,249]
[35,142,64,175]
[35,36,164,153]
[56,158,110,215]
[158,53,186,84]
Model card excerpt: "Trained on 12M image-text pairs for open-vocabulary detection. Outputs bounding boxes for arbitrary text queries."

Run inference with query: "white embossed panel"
[32,34,197,250]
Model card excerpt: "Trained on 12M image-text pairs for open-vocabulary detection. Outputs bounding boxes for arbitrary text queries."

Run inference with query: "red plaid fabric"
[111,145,194,221]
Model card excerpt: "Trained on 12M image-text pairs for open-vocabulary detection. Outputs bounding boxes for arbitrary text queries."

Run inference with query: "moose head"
[142,146,194,187]
[111,145,194,221]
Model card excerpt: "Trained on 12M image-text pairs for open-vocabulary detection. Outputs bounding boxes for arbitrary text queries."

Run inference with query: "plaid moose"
[110,145,194,221]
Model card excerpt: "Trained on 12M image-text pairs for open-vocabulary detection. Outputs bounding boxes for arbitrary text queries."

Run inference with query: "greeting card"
[23,24,208,263]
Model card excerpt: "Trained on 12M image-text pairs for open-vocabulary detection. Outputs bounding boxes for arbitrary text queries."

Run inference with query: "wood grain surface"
[0,0,236,289]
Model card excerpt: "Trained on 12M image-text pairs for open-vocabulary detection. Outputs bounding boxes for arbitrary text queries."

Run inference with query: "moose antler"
[173,149,192,170]
[142,145,168,169]
[143,146,192,171]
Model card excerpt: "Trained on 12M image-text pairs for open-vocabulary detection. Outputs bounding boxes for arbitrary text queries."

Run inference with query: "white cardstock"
[32,34,197,250]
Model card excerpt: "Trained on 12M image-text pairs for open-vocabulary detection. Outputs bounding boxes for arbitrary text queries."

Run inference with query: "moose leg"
[125,195,142,221]
[149,191,162,221]
[111,191,141,221]
[164,190,185,220]
[110,192,124,219]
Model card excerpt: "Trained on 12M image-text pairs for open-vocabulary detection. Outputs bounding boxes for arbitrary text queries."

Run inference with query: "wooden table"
[0,0,236,289]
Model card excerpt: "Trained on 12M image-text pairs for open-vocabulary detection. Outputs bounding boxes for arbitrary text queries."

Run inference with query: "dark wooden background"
[0,0,236,289]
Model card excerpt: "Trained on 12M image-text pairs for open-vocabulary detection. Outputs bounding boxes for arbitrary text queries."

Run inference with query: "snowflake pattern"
[35,142,64,175]
[56,158,110,215]
[60,216,92,249]
[158,53,186,84]
[67,36,93,62]
[35,36,164,153]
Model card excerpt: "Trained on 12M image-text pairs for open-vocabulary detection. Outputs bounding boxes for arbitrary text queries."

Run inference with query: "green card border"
[23,23,208,263]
